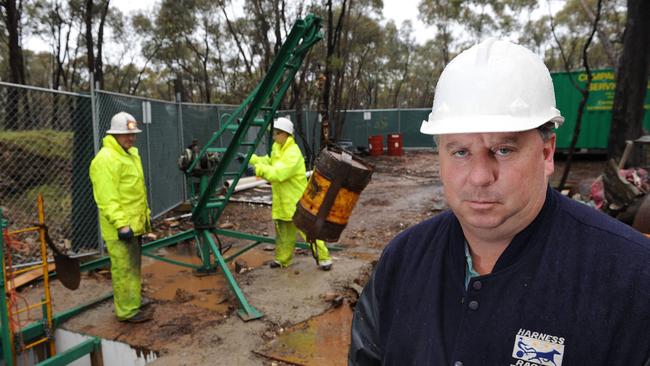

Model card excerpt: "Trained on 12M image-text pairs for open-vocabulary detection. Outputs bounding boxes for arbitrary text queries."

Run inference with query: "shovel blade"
[54,254,81,290]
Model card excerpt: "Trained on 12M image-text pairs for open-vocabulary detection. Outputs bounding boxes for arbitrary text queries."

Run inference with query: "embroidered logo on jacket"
[511,328,565,366]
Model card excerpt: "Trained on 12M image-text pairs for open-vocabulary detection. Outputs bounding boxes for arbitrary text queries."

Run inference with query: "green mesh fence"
[181,104,222,148]
[338,109,435,151]
[146,100,184,214]
[0,82,493,263]
[0,82,98,259]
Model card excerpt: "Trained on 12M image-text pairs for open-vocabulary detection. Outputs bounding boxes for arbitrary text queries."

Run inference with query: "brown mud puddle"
[256,302,354,365]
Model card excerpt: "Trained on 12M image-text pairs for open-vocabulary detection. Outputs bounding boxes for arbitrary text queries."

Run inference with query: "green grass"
[18,184,71,228]
[0,129,73,160]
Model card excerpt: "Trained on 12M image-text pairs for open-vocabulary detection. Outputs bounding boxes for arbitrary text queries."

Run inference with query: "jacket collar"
[102,134,135,156]
[277,135,296,152]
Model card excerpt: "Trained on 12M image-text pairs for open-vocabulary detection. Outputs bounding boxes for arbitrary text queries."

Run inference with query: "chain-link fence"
[340,108,435,150]
[1,81,438,266]
[95,91,188,216]
[0,82,96,265]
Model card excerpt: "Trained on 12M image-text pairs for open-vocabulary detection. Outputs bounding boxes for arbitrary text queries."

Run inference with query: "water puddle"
[6,329,158,366]
[142,242,273,313]
[256,303,354,365]
[58,329,158,366]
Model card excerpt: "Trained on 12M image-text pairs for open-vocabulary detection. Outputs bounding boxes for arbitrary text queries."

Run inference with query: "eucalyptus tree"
[83,0,110,88]
[0,0,26,85]
[28,0,86,90]
[608,0,650,160]
[540,0,626,71]
[379,20,416,108]
[400,40,443,108]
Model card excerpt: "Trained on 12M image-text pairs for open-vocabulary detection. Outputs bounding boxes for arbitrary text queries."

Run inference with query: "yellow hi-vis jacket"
[89,135,151,241]
[250,136,307,221]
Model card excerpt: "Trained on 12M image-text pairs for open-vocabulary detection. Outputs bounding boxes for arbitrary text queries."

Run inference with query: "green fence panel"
[341,111,368,148]
[181,104,221,148]
[147,101,184,215]
[337,109,435,150]
[398,109,435,148]
[552,68,650,150]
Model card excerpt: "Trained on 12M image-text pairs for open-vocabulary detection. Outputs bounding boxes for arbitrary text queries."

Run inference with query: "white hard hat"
[107,112,142,134]
[421,38,564,135]
[274,117,294,135]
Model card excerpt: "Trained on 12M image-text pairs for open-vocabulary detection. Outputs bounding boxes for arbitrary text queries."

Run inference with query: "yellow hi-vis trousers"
[274,220,331,267]
[105,237,142,320]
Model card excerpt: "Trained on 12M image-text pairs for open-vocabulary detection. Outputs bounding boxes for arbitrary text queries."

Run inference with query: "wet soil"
[15,150,604,365]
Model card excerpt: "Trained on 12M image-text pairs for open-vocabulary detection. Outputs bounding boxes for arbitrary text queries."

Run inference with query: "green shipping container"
[552,68,650,150]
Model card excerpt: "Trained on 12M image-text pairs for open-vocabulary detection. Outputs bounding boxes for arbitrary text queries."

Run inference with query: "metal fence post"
[176,93,187,201]
[143,101,154,209]
[398,108,401,134]
[89,75,104,256]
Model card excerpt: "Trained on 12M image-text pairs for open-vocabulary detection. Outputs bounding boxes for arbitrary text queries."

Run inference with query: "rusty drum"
[293,147,374,242]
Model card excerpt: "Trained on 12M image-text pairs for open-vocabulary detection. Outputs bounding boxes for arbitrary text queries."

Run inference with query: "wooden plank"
[6,264,55,290]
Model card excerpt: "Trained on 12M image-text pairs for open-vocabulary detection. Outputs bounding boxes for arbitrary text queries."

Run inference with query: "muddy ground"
[16,151,604,365]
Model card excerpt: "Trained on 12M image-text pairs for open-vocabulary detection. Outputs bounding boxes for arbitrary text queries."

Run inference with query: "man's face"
[114,133,137,150]
[438,129,556,240]
[273,129,289,145]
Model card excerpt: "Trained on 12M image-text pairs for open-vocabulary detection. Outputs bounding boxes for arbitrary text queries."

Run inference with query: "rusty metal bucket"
[293,147,374,242]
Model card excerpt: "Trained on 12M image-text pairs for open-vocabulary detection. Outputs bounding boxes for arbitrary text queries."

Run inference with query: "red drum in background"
[387,134,403,156]
[368,135,383,156]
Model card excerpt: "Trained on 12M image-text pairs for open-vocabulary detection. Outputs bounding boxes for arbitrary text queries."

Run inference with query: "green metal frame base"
[36,337,102,366]
[76,227,342,322]
[191,266,218,277]
[237,307,263,321]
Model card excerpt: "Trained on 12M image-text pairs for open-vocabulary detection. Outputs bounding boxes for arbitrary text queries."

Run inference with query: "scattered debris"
[229,197,272,205]
[322,292,344,307]
[235,259,249,274]
[219,221,234,229]
[348,283,364,297]
[174,288,195,303]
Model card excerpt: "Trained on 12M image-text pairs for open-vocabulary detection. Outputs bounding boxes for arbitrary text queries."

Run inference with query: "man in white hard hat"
[89,112,153,323]
[349,39,650,365]
[248,117,333,270]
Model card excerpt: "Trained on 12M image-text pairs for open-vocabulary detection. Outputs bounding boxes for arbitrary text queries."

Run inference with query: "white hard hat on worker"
[274,117,294,135]
[107,112,142,134]
[420,38,564,135]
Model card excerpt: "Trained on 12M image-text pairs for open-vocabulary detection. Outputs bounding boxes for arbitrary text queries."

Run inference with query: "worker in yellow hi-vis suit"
[89,112,153,323]
[249,117,332,270]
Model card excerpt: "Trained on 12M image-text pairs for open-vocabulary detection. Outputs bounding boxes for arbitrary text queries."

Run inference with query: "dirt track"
[17,150,603,365]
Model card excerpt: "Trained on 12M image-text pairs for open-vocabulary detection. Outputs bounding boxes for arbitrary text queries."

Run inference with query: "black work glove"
[245,165,256,176]
[117,226,134,241]
[236,153,247,163]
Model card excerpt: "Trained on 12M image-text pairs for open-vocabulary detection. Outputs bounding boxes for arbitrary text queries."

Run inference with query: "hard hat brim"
[106,128,143,134]
[273,126,293,135]
[421,113,564,135]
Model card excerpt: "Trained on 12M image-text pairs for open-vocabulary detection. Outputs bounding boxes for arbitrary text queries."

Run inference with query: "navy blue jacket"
[349,188,650,365]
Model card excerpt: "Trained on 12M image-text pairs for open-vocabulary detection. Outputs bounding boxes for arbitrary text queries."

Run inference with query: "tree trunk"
[2,0,25,130]
[220,6,252,76]
[578,0,617,67]
[94,0,110,89]
[557,0,602,191]
[320,0,347,146]
[608,0,650,161]
[84,0,95,89]
[174,75,186,102]
[4,0,26,85]
[320,0,334,148]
